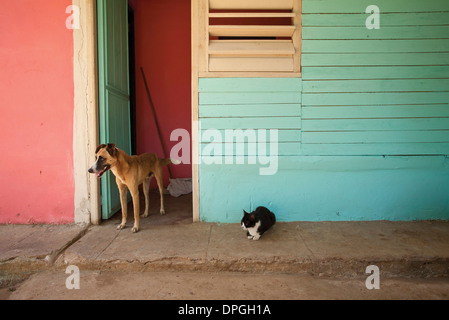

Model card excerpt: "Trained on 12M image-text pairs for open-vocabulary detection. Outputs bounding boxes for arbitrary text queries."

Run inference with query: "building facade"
[0,0,447,225]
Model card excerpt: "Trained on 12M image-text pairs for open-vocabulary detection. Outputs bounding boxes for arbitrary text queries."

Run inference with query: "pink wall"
[132,0,192,186]
[0,0,75,224]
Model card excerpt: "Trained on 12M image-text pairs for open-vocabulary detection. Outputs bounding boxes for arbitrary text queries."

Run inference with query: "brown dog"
[88,143,180,233]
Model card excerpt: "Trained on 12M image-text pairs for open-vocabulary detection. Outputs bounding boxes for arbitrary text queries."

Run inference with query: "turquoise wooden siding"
[199,78,302,158]
[199,156,449,222]
[197,0,449,222]
[302,0,449,156]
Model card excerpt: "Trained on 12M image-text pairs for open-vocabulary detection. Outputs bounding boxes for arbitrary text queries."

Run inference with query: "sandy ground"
[2,270,449,300]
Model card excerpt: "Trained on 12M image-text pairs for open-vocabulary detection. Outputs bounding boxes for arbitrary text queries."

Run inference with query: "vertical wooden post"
[86,0,101,225]
[293,0,301,73]
[191,0,201,222]
[198,0,209,73]
[73,0,100,225]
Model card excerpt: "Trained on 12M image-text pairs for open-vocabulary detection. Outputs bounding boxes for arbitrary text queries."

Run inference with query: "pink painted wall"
[0,0,75,224]
[131,0,192,186]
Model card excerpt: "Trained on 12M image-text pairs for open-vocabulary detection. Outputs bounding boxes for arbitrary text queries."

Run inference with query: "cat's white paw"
[252,235,260,241]
[247,235,254,240]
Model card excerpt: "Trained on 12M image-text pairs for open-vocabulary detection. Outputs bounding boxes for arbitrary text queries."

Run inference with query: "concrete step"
[1,221,449,278]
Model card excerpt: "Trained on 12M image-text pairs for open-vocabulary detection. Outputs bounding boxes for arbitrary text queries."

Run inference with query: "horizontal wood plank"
[302,92,449,105]
[199,71,301,78]
[209,0,294,10]
[209,40,295,56]
[300,142,449,156]
[199,77,301,92]
[201,117,301,129]
[209,25,296,37]
[200,142,302,156]
[302,105,449,119]
[302,0,449,14]
[302,131,449,143]
[302,118,449,131]
[302,79,449,93]
[210,12,296,18]
[200,104,301,117]
[302,66,449,80]
[209,56,294,72]
[302,53,449,67]
[200,92,301,104]
[303,26,449,40]
[199,129,301,142]
[302,39,449,53]
[302,12,449,27]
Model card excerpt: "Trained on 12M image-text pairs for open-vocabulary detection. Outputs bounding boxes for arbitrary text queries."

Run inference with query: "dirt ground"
[2,270,449,300]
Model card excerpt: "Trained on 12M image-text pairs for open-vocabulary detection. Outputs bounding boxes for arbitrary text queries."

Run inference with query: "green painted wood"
[199,104,301,118]
[199,156,449,222]
[300,143,449,156]
[197,2,449,223]
[302,105,449,119]
[302,131,449,144]
[302,53,449,67]
[199,129,301,143]
[199,92,301,105]
[302,39,449,53]
[303,26,449,40]
[200,117,301,130]
[302,0,449,14]
[302,12,449,27]
[199,142,302,157]
[199,78,301,92]
[302,92,449,105]
[303,79,449,93]
[97,0,131,220]
[302,66,449,80]
[302,118,449,131]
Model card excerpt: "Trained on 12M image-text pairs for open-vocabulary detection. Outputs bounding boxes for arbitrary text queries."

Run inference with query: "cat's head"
[241,210,256,230]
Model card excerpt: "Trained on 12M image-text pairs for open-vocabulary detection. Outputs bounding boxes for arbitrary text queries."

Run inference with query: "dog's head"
[88,143,118,178]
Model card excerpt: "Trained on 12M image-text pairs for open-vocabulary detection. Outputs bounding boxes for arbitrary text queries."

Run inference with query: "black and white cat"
[241,206,276,240]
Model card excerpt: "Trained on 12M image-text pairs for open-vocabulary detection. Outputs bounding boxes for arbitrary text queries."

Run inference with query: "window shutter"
[197,0,301,76]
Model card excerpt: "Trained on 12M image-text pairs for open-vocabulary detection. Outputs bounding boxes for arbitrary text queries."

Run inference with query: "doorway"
[96,0,193,225]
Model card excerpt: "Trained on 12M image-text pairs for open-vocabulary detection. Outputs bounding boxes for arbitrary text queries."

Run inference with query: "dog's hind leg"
[141,176,151,218]
[117,181,128,230]
[155,170,166,215]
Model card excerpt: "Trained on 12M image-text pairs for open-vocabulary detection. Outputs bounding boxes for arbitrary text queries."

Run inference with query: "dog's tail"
[160,158,182,166]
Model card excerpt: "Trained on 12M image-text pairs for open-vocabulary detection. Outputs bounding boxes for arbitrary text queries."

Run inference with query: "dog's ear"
[106,143,117,157]
[95,144,107,154]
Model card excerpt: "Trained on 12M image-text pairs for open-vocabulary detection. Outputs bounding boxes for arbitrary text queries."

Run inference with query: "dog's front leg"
[117,181,128,230]
[130,186,140,233]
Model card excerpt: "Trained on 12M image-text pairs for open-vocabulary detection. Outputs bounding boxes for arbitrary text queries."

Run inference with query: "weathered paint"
[198,0,449,222]
[0,0,75,224]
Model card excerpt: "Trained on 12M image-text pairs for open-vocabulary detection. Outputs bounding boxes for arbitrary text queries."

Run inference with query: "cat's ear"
[249,213,256,221]
[243,210,249,215]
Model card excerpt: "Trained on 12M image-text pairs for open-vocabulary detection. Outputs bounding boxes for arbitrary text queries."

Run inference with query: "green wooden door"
[97,0,131,220]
